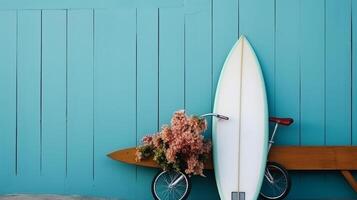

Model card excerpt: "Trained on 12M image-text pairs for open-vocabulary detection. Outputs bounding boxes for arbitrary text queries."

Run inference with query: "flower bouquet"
[136,110,211,176]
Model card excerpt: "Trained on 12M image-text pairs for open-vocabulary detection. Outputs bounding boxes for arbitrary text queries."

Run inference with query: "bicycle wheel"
[260,162,291,200]
[151,170,191,200]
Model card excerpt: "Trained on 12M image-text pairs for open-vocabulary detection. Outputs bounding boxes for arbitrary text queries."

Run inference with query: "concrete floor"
[0,195,118,200]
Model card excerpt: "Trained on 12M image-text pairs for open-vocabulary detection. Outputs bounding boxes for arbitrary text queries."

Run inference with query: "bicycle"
[260,117,293,200]
[151,114,293,200]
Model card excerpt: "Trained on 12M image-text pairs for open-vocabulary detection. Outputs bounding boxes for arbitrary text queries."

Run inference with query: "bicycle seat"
[269,117,294,126]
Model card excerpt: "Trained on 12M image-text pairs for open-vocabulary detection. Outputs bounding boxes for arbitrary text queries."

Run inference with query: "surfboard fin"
[231,192,245,200]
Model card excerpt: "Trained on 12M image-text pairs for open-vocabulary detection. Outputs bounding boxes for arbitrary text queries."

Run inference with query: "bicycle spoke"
[275,175,287,185]
[173,188,181,199]
[163,173,171,185]
[173,172,180,181]
[162,189,169,200]
[169,172,175,182]
[170,187,176,199]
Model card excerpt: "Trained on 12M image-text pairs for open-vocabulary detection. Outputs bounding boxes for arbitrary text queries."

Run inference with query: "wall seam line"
[135,7,138,183]
[157,8,160,130]
[210,0,213,136]
[298,0,302,146]
[15,9,19,176]
[183,13,186,110]
[237,0,239,37]
[350,0,353,146]
[274,0,277,116]
[40,9,43,175]
[65,8,69,178]
[324,0,327,146]
[92,8,95,181]
[210,0,213,121]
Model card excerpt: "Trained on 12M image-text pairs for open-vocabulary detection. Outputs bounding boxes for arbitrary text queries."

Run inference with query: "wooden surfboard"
[107,147,213,170]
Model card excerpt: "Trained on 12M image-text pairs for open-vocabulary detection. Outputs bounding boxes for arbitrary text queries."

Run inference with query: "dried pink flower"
[185,155,205,176]
[136,110,211,176]
[135,150,143,162]
[142,135,153,145]
[152,133,162,148]
[161,126,172,143]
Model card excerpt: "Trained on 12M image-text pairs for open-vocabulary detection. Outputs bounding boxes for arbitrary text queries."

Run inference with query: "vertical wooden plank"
[185,0,212,120]
[293,1,326,198]
[324,0,354,198]
[41,9,67,192]
[93,9,136,198]
[184,1,219,199]
[212,0,238,100]
[300,0,325,145]
[159,7,184,124]
[66,9,94,194]
[325,0,351,145]
[0,10,17,193]
[239,0,275,115]
[275,0,300,145]
[16,10,41,191]
[353,0,357,145]
[136,8,159,199]
[185,0,212,136]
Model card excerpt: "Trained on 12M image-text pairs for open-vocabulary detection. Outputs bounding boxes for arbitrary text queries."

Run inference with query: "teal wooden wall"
[0,0,356,199]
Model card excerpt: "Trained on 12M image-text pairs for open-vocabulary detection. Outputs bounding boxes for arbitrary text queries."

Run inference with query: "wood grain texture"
[325,0,351,145]
[66,9,94,194]
[275,0,300,145]
[268,146,357,170]
[93,9,137,198]
[353,0,357,145]
[109,146,357,171]
[297,1,327,197]
[108,146,357,195]
[158,7,184,126]
[107,147,213,170]
[41,10,67,192]
[300,0,325,145]
[0,10,17,194]
[341,171,357,192]
[16,10,42,192]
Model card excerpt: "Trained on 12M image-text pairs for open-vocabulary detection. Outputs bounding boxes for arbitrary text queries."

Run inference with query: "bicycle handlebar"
[200,113,229,120]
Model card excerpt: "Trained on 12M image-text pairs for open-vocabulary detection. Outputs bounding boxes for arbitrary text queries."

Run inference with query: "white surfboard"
[212,35,269,200]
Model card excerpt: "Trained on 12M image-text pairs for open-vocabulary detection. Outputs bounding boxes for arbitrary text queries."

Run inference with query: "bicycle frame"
[268,123,280,151]
[265,122,280,183]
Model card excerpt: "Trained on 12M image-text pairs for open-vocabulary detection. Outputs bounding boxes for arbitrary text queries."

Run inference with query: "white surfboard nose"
[239,34,246,40]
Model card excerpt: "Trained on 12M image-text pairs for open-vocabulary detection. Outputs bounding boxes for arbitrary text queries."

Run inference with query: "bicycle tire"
[151,170,191,200]
[260,162,291,200]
